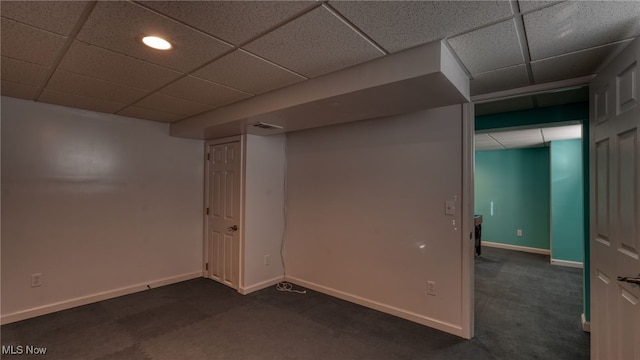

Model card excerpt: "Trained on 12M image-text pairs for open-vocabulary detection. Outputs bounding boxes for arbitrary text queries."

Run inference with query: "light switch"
[445,200,455,215]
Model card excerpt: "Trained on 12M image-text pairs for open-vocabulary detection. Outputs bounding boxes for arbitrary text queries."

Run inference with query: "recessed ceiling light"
[142,36,172,50]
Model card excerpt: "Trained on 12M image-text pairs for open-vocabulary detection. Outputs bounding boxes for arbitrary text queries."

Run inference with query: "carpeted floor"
[1,247,589,359]
[474,247,589,360]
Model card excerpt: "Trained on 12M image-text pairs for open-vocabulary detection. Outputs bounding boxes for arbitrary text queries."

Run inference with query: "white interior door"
[590,37,640,360]
[206,141,241,289]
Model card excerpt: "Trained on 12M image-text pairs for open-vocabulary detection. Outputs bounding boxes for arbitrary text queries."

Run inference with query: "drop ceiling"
[1,1,639,128]
[475,124,582,150]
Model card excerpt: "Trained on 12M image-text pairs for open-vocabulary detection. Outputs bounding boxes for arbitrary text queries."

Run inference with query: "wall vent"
[252,122,283,130]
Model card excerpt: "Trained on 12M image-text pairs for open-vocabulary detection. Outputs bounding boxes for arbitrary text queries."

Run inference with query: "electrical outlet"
[427,281,436,296]
[31,273,42,287]
[264,255,271,266]
[517,229,523,237]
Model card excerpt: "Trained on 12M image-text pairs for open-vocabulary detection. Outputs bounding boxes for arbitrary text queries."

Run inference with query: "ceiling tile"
[477,125,582,150]
[139,1,316,45]
[475,133,505,151]
[517,1,562,14]
[535,87,589,108]
[58,41,182,91]
[135,93,213,117]
[330,1,513,53]
[531,40,632,84]
[542,125,582,141]
[489,129,544,148]
[525,1,640,60]
[1,79,39,100]
[1,18,66,66]
[38,88,125,114]
[475,96,535,116]
[449,19,524,74]
[0,1,87,36]
[158,75,252,108]
[471,65,530,96]
[193,49,306,95]
[117,105,182,123]
[76,1,232,72]
[244,6,384,78]
[1,56,50,87]
[46,70,148,105]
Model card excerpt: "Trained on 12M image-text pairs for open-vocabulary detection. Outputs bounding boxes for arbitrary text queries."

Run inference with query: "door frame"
[203,135,245,291]
[462,103,476,339]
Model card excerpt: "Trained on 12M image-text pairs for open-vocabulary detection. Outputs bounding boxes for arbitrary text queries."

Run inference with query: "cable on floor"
[276,281,307,294]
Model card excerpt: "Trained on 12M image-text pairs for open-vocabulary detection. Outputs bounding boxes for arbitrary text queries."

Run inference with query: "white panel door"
[206,141,241,289]
[590,37,640,360]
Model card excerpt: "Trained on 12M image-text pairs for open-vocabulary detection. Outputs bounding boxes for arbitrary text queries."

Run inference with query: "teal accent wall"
[476,103,588,131]
[475,148,550,250]
[550,140,584,263]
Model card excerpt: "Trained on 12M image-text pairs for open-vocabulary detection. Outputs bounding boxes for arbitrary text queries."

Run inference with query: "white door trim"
[471,75,593,104]
[204,135,245,291]
[462,103,475,339]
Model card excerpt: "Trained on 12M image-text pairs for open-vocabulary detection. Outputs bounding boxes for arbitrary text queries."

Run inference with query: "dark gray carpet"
[474,247,589,360]
[1,247,589,359]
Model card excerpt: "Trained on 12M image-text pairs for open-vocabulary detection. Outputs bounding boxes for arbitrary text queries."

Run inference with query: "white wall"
[284,105,467,336]
[241,134,286,293]
[1,97,204,323]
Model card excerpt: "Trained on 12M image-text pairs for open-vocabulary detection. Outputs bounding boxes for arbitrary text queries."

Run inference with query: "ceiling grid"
[1,0,639,123]
[475,124,583,151]
[32,1,97,100]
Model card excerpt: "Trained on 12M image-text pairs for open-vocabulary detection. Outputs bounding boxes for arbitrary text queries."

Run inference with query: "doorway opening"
[472,87,590,357]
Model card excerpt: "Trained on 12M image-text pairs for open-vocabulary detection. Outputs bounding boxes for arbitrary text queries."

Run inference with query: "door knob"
[227,225,238,232]
[617,274,640,285]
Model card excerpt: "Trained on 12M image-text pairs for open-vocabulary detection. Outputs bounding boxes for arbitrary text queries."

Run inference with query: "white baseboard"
[482,241,550,255]
[581,313,591,332]
[238,276,284,295]
[285,276,465,338]
[551,259,583,269]
[0,271,202,325]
